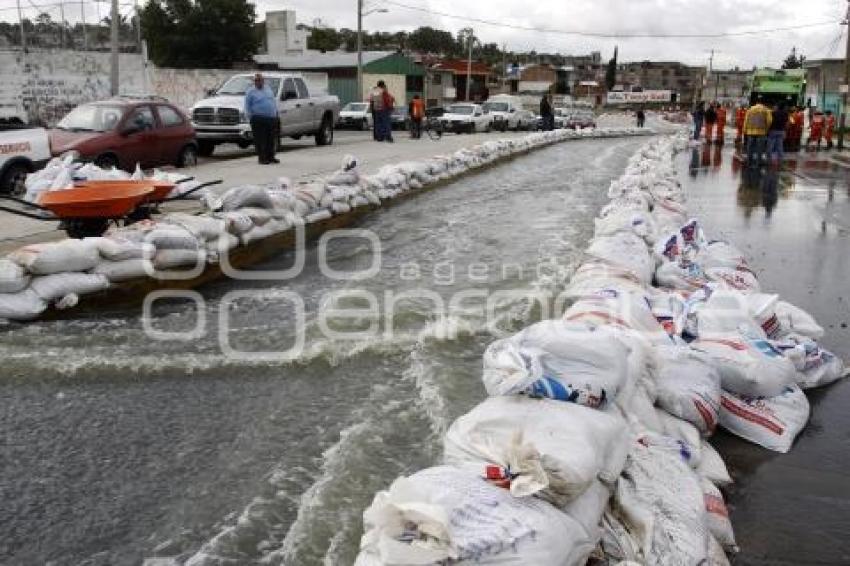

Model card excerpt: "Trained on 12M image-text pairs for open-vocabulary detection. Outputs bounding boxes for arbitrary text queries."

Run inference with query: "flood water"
[0,136,648,566]
[683,143,850,565]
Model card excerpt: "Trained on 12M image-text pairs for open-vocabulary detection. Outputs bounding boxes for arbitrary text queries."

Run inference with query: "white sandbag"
[444,396,629,505]
[655,260,708,291]
[0,289,47,320]
[774,300,824,339]
[593,210,656,241]
[655,345,722,435]
[235,207,273,227]
[92,258,150,282]
[562,479,611,539]
[153,249,206,271]
[9,240,101,275]
[774,334,846,389]
[695,240,749,271]
[708,535,732,566]
[143,228,200,251]
[691,328,798,398]
[654,410,703,466]
[697,441,732,486]
[85,236,154,261]
[597,508,644,564]
[219,185,275,211]
[719,385,810,453]
[30,272,109,302]
[331,201,351,215]
[586,233,655,285]
[159,213,227,242]
[701,478,737,552]
[704,266,760,293]
[564,288,671,345]
[305,209,333,224]
[482,319,632,408]
[357,466,595,566]
[564,261,649,299]
[615,435,711,565]
[0,258,31,294]
[220,211,254,235]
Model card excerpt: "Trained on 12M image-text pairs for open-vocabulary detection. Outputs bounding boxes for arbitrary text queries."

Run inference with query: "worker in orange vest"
[735,105,747,145]
[408,94,425,139]
[825,110,836,149]
[807,111,825,150]
[704,102,718,143]
[790,107,805,152]
[716,104,727,145]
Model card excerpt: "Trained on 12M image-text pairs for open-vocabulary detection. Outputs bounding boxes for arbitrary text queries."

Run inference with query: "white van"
[483,95,533,131]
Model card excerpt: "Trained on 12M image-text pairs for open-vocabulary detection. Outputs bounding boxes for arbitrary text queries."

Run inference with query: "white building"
[265,10,309,58]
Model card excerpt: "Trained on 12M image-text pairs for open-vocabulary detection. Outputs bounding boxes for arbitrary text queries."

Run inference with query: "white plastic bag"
[9,240,101,275]
[444,396,629,505]
[564,289,671,345]
[719,385,810,453]
[586,233,655,286]
[655,345,722,435]
[774,300,824,339]
[482,320,632,408]
[357,466,595,565]
[773,334,847,389]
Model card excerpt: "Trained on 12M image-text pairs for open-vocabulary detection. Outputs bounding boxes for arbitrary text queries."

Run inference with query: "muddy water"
[0,137,647,566]
[684,144,850,565]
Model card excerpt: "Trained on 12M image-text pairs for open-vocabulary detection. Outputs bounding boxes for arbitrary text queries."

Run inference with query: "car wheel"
[94,153,119,170]
[315,115,334,146]
[361,118,369,131]
[197,140,215,157]
[292,135,302,140]
[178,144,198,168]
[0,161,30,196]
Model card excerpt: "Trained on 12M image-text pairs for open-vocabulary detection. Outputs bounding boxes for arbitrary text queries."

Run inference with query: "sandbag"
[697,441,732,486]
[444,396,629,506]
[0,289,47,320]
[220,211,254,235]
[92,258,150,282]
[774,300,824,339]
[142,228,200,251]
[653,410,703,466]
[563,261,648,298]
[9,240,101,275]
[586,233,655,286]
[482,319,632,408]
[704,266,760,293]
[30,272,109,302]
[564,288,671,345]
[0,258,31,294]
[719,385,810,453]
[85,236,154,261]
[655,260,708,291]
[773,334,846,389]
[701,479,737,552]
[655,345,722,435]
[153,249,207,271]
[219,185,275,211]
[159,213,227,242]
[357,466,595,565]
[691,325,798,398]
[615,435,711,566]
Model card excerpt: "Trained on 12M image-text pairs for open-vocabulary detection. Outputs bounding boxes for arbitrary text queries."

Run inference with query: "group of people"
[370,80,427,141]
[691,101,729,145]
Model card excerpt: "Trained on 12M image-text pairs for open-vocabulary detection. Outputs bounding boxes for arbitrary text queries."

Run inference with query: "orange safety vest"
[411,98,425,120]
[716,106,727,126]
[736,108,746,128]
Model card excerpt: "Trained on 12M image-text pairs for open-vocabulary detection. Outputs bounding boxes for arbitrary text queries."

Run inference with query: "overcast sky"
[1,0,846,69]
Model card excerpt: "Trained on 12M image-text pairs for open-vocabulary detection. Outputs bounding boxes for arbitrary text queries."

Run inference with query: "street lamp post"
[356,1,388,102]
[461,28,475,101]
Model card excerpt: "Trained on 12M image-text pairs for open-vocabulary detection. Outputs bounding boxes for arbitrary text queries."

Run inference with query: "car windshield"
[217,76,282,96]
[56,104,125,132]
[343,103,368,112]
[448,105,474,115]
[483,102,509,112]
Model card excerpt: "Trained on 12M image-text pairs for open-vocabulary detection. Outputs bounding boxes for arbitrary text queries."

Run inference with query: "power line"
[384,0,841,39]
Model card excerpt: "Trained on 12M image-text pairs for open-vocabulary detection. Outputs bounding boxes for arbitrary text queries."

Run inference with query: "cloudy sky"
[1,0,846,69]
[254,0,848,69]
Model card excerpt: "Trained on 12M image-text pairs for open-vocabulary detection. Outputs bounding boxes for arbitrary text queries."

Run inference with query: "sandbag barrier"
[354,132,847,565]
[0,127,652,322]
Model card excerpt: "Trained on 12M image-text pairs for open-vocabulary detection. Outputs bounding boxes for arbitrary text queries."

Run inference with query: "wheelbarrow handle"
[162,179,223,202]
[0,204,57,221]
[175,176,195,184]
[0,193,53,212]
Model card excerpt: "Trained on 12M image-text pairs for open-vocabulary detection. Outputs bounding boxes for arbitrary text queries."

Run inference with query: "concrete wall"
[362,73,407,107]
[0,48,328,126]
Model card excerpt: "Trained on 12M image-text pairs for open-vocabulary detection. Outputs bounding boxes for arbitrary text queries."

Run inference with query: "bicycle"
[423,117,444,141]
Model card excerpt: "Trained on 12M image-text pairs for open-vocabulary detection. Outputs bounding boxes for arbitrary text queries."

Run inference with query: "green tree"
[141,0,259,68]
[307,26,341,52]
[605,46,618,91]
[408,26,458,55]
[781,46,805,69]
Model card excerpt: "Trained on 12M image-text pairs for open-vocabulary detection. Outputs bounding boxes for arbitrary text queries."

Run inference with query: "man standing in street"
[244,73,279,165]
[636,108,645,128]
[540,94,554,131]
[370,81,395,143]
[704,102,717,143]
[743,96,772,166]
[692,101,705,141]
[767,102,788,166]
[409,94,425,139]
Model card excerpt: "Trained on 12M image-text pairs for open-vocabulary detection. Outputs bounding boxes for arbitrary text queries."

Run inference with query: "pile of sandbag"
[356,132,846,565]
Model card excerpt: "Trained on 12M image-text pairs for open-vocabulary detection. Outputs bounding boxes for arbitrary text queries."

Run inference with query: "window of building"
[432,73,442,85]
[406,75,424,92]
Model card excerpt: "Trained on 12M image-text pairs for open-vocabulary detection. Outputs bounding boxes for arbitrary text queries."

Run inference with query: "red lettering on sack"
[721,396,784,435]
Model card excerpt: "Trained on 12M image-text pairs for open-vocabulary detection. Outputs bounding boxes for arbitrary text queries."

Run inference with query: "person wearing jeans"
[244,73,280,165]
[766,102,789,166]
[743,97,772,167]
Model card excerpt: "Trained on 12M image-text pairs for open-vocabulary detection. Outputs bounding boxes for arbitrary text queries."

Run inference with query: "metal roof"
[256,51,395,69]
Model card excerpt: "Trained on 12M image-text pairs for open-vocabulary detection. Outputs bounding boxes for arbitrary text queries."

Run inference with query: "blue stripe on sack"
[528,376,573,401]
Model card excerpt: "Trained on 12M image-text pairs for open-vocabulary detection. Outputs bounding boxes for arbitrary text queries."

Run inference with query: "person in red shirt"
[716,104,727,145]
[408,94,425,139]
[825,110,836,149]
[735,106,747,145]
[806,111,825,150]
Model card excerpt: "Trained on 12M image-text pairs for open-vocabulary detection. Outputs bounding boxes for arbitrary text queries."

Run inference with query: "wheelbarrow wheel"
[62,219,110,239]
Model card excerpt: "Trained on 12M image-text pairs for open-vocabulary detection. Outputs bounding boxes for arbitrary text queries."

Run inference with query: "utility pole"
[357,0,363,101]
[59,1,65,48]
[81,0,87,50]
[16,0,26,51]
[110,0,119,95]
[462,28,474,101]
[840,1,850,149]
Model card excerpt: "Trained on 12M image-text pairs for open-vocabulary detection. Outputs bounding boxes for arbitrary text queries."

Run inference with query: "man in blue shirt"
[245,73,279,164]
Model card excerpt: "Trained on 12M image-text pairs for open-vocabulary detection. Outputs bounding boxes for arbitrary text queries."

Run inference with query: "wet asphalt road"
[683,143,850,565]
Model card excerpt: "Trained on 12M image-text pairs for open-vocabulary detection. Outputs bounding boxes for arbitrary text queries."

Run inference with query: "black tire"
[94,153,119,170]
[0,161,30,196]
[360,118,369,131]
[197,140,215,157]
[292,135,302,140]
[63,218,110,239]
[177,144,198,168]
[315,115,334,146]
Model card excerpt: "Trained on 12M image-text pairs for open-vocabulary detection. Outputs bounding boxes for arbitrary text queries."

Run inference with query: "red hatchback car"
[49,97,198,171]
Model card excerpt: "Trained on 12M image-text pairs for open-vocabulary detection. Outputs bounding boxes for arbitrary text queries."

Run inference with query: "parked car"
[440,103,492,134]
[482,95,529,131]
[391,107,410,130]
[338,102,372,130]
[564,109,596,129]
[48,97,198,172]
[0,120,51,195]
[191,72,340,156]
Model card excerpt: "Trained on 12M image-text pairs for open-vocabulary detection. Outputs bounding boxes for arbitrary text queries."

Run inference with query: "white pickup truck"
[191,73,341,156]
[0,120,52,196]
